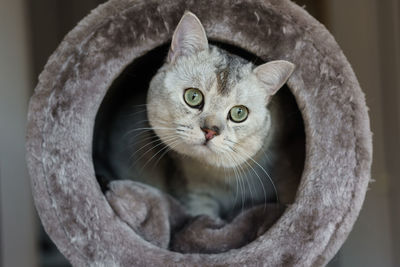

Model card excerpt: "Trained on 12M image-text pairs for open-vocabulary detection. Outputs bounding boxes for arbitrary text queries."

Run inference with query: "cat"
[141,12,299,218]
[93,11,303,219]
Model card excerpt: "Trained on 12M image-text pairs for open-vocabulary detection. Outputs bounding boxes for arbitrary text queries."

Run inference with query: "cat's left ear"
[167,12,209,63]
[254,60,295,96]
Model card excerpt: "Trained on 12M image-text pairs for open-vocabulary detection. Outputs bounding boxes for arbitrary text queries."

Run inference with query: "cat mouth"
[200,140,215,151]
[202,138,214,146]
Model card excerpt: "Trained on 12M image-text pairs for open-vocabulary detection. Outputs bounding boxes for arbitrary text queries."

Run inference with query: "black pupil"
[192,92,198,100]
[237,108,242,115]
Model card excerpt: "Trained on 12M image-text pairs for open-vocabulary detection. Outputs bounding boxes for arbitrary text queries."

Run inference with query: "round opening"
[92,42,305,253]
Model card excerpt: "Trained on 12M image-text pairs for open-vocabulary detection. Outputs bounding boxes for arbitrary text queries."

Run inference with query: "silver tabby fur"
[144,12,296,218]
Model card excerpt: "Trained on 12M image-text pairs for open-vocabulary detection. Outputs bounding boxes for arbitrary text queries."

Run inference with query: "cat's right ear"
[167,12,209,63]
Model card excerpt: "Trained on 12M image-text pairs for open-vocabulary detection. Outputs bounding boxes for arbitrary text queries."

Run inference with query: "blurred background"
[1,0,399,266]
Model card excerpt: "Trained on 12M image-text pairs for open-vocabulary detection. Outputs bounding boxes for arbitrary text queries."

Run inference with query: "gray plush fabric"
[26,0,372,266]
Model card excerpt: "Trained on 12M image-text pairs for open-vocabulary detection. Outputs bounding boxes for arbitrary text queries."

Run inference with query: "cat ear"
[167,12,209,63]
[253,60,295,96]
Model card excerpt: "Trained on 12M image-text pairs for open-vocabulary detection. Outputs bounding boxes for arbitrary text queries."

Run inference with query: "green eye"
[229,105,249,123]
[184,88,204,108]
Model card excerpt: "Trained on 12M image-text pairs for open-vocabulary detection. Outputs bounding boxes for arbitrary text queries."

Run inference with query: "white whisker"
[234,146,278,203]
[128,108,147,117]
[223,150,245,212]
[140,139,181,171]
[130,135,180,166]
[123,126,174,137]
[129,134,177,160]
[151,139,182,168]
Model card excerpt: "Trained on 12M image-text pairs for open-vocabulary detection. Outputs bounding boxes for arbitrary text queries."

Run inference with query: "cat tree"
[26,0,372,265]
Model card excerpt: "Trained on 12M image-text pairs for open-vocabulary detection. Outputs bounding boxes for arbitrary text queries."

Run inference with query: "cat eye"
[229,105,249,123]
[184,88,204,108]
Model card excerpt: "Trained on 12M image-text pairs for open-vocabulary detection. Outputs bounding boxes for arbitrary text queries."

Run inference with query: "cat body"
[143,12,298,218]
[94,12,301,219]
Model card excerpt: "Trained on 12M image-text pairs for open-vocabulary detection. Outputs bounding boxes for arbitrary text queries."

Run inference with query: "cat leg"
[185,192,221,218]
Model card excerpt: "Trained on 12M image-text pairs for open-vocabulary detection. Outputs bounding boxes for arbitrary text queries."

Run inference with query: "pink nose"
[201,127,219,141]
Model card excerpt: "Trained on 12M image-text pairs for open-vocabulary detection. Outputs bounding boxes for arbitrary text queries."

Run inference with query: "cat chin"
[171,142,252,169]
[199,155,249,169]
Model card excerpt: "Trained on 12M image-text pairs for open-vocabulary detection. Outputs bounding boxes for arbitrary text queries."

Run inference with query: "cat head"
[147,12,294,168]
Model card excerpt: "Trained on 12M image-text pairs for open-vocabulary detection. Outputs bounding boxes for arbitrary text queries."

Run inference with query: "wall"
[322,0,399,266]
[0,0,37,266]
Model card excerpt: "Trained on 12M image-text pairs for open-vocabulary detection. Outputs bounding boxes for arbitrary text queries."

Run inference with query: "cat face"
[147,12,294,168]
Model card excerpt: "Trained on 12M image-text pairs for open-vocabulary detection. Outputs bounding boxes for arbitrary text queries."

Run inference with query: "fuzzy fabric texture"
[26,0,372,266]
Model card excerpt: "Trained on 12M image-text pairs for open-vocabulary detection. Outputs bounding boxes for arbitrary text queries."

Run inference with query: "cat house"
[26,0,372,265]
